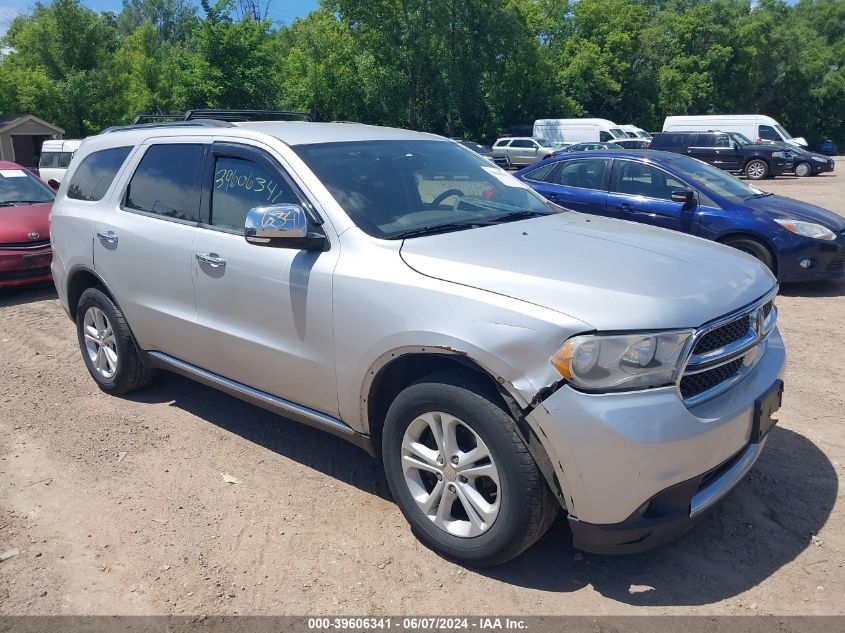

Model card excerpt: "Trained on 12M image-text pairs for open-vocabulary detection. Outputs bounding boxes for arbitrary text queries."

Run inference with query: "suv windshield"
[294,140,558,239]
[674,156,763,202]
[0,168,55,206]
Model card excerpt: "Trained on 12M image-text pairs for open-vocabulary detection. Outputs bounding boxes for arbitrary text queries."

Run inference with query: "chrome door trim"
[147,351,375,455]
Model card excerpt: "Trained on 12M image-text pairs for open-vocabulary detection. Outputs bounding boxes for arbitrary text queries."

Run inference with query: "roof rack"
[183,109,313,122]
[131,114,183,124]
[100,119,236,134]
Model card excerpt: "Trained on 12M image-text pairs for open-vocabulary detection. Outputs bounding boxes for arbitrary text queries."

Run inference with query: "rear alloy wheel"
[76,287,155,394]
[745,159,769,180]
[383,371,558,566]
[794,161,812,177]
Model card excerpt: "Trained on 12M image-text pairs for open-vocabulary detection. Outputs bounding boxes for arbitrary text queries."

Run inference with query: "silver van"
[50,119,785,565]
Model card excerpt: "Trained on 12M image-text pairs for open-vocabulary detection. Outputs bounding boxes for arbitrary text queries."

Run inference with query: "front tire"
[76,288,155,394]
[382,371,557,566]
[745,159,769,180]
[794,161,812,177]
[722,236,776,273]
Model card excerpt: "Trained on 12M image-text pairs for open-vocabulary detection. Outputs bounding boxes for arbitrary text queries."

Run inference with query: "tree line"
[1,0,843,146]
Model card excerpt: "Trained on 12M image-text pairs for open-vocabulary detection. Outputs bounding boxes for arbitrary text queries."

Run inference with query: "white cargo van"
[620,124,651,139]
[662,115,807,148]
[533,118,627,145]
[38,139,82,185]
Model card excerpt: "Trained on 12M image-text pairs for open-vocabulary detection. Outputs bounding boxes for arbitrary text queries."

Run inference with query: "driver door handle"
[195,252,226,268]
[96,230,118,244]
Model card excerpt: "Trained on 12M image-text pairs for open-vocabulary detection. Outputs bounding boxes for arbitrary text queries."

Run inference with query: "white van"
[620,124,651,139]
[38,139,83,185]
[662,115,807,148]
[533,118,627,145]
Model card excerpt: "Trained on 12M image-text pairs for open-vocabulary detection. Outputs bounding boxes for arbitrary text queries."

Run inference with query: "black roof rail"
[183,109,313,122]
[99,119,236,134]
[131,114,183,124]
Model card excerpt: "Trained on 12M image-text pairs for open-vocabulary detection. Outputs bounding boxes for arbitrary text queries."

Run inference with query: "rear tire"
[794,161,812,177]
[76,288,155,395]
[745,159,769,180]
[722,237,776,274]
[382,371,557,566]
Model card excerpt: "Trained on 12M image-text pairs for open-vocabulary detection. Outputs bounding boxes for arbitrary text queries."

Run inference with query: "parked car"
[650,131,793,180]
[38,139,82,187]
[454,139,508,168]
[613,138,651,150]
[0,161,55,288]
[533,118,627,145]
[491,136,556,167]
[52,120,785,564]
[816,140,838,156]
[553,142,623,155]
[663,114,807,148]
[787,145,835,177]
[515,150,845,281]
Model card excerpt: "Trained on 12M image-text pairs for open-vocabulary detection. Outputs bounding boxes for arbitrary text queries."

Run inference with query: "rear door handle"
[96,230,118,244]
[195,252,226,268]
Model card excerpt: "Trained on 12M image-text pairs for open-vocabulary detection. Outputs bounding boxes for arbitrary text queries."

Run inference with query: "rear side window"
[547,158,610,190]
[125,144,205,222]
[67,147,132,201]
[210,156,298,232]
[522,162,556,182]
[651,134,689,149]
[494,139,511,147]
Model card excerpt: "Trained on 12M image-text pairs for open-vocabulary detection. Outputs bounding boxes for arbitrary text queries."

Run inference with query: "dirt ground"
[1,167,844,616]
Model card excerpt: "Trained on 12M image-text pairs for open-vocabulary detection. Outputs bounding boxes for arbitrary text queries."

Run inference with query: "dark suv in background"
[650,131,793,180]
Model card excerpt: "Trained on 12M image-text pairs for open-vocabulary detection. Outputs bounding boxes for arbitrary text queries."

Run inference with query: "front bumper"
[776,233,845,282]
[0,246,53,288]
[525,328,785,553]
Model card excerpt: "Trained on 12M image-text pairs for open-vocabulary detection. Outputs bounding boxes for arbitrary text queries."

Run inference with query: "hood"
[0,202,52,244]
[400,213,775,331]
[743,195,845,232]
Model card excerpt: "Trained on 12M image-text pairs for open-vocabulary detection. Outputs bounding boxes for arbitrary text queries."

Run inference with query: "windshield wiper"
[486,209,551,224]
[0,200,50,206]
[391,221,494,239]
[745,192,773,199]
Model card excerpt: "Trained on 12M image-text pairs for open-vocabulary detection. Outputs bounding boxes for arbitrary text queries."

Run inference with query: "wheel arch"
[66,266,115,322]
[715,230,779,275]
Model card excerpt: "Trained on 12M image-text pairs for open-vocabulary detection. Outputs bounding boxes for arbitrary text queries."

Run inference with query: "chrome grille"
[681,290,778,406]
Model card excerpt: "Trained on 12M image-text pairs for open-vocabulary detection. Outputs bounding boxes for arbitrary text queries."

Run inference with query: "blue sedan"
[514,150,845,282]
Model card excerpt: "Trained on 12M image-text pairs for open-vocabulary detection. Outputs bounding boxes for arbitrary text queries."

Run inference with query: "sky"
[0,0,320,36]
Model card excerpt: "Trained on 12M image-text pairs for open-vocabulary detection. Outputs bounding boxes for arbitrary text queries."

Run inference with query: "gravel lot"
[1,168,844,616]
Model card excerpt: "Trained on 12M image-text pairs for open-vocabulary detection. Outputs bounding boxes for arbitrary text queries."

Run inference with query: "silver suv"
[491,137,557,168]
[50,120,785,565]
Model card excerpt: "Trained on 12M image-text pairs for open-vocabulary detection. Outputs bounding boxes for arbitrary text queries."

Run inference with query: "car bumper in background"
[777,233,845,281]
[0,246,53,288]
[526,328,786,554]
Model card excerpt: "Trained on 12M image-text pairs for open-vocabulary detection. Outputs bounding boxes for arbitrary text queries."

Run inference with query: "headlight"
[551,331,693,391]
[774,219,836,241]
[771,151,788,158]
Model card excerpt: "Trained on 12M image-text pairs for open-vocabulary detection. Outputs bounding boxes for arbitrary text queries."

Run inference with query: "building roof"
[0,114,65,135]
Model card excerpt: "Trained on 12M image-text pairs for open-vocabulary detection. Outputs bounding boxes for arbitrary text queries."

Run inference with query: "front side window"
[758,125,780,141]
[615,161,686,200]
[714,134,732,148]
[210,156,298,232]
[125,144,205,222]
[294,139,557,239]
[0,167,55,205]
[58,152,73,168]
[599,131,612,142]
[547,158,609,190]
[67,147,132,201]
[39,152,59,168]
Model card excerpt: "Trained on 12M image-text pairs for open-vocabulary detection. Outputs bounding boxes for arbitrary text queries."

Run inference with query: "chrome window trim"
[679,286,778,407]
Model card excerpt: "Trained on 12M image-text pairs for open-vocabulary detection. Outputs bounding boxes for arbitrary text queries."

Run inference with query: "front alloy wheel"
[794,162,811,177]
[402,412,501,538]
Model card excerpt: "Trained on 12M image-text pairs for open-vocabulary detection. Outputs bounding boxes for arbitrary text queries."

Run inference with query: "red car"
[0,161,55,288]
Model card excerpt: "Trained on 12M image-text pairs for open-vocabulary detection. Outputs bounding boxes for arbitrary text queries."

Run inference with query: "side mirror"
[47,179,60,191]
[245,204,325,250]
[671,188,694,204]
